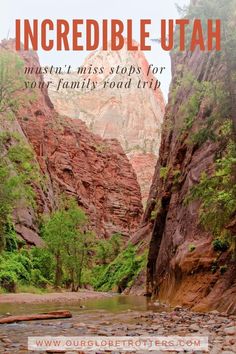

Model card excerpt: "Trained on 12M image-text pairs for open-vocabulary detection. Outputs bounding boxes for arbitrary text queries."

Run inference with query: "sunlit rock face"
[45,44,165,203]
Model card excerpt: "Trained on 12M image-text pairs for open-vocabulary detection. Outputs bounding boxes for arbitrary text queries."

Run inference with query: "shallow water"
[0,295,170,353]
[0,294,167,316]
[0,295,234,353]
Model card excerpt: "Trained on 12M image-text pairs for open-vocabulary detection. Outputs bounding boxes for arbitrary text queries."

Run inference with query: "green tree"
[95,233,122,265]
[42,198,92,291]
[0,51,25,114]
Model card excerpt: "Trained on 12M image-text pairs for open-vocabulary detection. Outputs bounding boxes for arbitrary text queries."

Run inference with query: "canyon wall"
[0,40,143,244]
[131,2,236,313]
[45,45,165,203]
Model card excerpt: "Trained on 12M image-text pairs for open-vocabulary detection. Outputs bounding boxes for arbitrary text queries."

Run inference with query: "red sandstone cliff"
[45,44,165,203]
[129,4,236,313]
[0,40,143,243]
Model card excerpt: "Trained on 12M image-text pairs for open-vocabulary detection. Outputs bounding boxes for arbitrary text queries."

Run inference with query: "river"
[0,294,235,353]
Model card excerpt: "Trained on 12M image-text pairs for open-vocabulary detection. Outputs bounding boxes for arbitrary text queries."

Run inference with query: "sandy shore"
[0,290,112,304]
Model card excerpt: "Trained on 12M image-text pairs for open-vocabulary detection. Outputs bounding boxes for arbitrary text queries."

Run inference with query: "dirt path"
[0,290,112,304]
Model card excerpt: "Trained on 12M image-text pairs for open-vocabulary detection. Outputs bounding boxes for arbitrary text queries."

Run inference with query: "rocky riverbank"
[0,300,235,353]
[0,290,112,304]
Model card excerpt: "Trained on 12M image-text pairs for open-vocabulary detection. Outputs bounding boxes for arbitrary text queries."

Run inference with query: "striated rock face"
[0,40,143,243]
[129,20,236,311]
[20,115,143,238]
[45,44,165,203]
[135,43,236,313]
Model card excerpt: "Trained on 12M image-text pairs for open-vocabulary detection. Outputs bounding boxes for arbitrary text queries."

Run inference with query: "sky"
[1,0,190,99]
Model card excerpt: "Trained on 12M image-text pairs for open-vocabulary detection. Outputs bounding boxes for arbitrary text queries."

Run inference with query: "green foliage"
[0,133,39,251]
[4,222,19,252]
[220,265,228,274]
[176,0,236,58]
[29,247,55,282]
[187,0,236,23]
[0,253,32,283]
[150,200,161,221]
[93,244,147,292]
[173,169,181,186]
[211,260,218,274]
[212,238,230,252]
[191,126,216,146]
[94,234,123,265]
[0,248,53,292]
[150,209,157,221]
[0,51,25,113]
[42,197,92,290]
[174,69,230,139]
[0,193,142,294]
[0,250,32,292]
[188,244,196,252]
[0,270,17,292]
[181,79,215,131]
[160,166,169,181]
[186,121,236,244]
[93,143,106,153]
[31,269,48,288]
[17,284,46,294]
[0,52,41,252]
[190,85,230,146]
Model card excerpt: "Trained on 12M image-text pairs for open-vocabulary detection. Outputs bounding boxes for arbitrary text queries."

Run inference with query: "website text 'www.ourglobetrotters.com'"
[28,335,208,351]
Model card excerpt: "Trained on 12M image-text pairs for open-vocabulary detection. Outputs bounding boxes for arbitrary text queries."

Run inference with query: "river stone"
[174,305,182,311]
[225,336,236,346]
[1,337,12,344]
[224,326,236,335]
[210,310,220,315]
[73,322,87,328]
[188,324,199,332]
[99,321,111,325]
[210,345,223,354]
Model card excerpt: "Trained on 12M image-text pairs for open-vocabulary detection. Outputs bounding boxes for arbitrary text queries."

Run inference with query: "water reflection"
[0,294,170,316]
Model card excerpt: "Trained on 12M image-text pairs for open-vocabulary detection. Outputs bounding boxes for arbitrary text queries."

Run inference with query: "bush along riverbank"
[0,196,146,294]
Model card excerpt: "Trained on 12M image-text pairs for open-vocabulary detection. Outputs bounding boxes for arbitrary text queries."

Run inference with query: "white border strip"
[28,335,208,351]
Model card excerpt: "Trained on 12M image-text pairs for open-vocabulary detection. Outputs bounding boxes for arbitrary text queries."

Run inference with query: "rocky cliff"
[0,40,143,244]
[45,44,165,203]
[131,1,236,313]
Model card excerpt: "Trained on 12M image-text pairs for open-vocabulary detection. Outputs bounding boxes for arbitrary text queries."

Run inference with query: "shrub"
[2,257,31,283]
[0,270,17,292]
[212,238,230,252]
[211,260,218,274]
[188,244,196,252]
[150,209,157,221]
[30,247,55,282]
[0,51,25,113]
[4,223,19,252]
[94,234,123,265]
[191,127,216,146]
[220,265,228,274]
[94,245,147,292]
[31,269,48,288]
[173,169,181,186]
[160,167,169,181]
